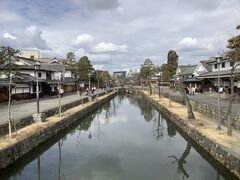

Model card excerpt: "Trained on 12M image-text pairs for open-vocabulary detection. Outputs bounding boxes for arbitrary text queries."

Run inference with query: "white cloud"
[178,37,198,47]
[93,42,128,53]
[75,48,86,58]
[0,26,50,50]
[177,37,215,52]
[93,64,104,70]
[74,34,94,47]
[3,33,16,40]
[0,10,21,23]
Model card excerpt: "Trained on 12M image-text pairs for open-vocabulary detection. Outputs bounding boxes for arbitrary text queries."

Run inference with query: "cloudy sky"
[0,0,240,72]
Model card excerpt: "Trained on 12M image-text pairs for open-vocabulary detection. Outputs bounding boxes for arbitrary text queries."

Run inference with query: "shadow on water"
[0,94,238,180]
[0,95,125,180]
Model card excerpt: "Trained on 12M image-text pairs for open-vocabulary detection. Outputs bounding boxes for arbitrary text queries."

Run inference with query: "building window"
[30,55,34,59]
[214,64,217,69]
[222,62,225,68]
[38,72,42,78]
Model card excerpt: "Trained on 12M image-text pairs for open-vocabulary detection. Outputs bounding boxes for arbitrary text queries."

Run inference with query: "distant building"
[20,50,42,59]
[113,71,127,78]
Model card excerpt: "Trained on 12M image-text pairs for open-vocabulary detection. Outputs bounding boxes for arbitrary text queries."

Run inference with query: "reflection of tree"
[169,142,192,179]
[57,139,65,180]
[117,94,125,104]
[128,95,155,122]
[166,120,177,137]
[102,99,120,123]
[37,156,40,180]
[153,113,165,140]
[77,115,94,131]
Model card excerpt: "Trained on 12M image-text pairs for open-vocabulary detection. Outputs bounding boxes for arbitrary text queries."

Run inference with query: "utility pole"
[216,56,222,130]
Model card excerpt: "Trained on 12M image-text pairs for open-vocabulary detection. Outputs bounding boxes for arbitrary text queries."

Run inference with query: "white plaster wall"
[65,70,72,77]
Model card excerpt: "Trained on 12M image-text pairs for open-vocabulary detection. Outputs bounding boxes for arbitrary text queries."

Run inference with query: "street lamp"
[156,72,162,98]
[88,72,91,97]
[215,55,222,130]
[34,62,41,114]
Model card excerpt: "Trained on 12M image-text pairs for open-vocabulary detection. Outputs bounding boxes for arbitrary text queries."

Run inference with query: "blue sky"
[0,0,240,72]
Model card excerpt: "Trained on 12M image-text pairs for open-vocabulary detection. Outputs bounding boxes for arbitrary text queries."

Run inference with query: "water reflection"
[0,95,238,180]
[169,142,192,178]
[167,120,177,137]
[129,95,155,122]
[153,113,164,141]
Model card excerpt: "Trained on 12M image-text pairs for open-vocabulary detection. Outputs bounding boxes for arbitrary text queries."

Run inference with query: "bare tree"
[177,75,195,119]
[0,46,19,138]
[225,25,240,136]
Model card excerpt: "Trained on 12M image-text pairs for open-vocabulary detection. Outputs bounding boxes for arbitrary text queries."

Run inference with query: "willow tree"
[139,58,156,95]
[0,46,19,137]
[225,25,240,136]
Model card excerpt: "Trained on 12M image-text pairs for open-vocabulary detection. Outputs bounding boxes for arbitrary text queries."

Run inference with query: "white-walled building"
[0,57,76,102]
[20,50,42,59]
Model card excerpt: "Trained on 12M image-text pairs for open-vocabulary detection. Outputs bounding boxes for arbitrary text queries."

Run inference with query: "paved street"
[0,90,104,125]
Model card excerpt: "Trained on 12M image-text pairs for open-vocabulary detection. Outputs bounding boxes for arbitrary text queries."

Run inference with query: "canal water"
[0,95,237,180]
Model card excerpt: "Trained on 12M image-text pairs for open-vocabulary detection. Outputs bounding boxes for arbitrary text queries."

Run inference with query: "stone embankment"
[0,91,117,169]
[141,91,240,179]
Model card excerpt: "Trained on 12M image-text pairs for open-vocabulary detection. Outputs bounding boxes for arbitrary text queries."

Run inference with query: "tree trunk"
[148,76,152,95]
[226,76,234,136]
[158,80,161,98]
[97,79,100,97]
[8,76,12,138]
[178,77,195,119]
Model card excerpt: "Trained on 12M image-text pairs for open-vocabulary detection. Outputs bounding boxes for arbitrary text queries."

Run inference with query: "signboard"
[80,83,84,88]
[219,87,223,93]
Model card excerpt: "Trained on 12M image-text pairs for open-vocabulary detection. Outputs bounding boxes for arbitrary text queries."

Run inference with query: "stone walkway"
[0,90,104,125]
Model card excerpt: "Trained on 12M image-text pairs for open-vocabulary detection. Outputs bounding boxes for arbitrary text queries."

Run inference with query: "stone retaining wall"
[142,92,240,179]
[160,91,240,130]
[192,101,240,130]
[0,91,117,169]
[0,92,108,137]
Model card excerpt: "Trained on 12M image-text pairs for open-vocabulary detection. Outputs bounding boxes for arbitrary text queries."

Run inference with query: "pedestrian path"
[0,90,104,125]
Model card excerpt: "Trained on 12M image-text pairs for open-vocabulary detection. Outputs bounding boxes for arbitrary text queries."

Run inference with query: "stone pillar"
[32,113,46,123]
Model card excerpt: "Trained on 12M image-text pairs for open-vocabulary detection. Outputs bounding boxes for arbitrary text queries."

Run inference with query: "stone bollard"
[88,96,92,102]
[32,113,46,123]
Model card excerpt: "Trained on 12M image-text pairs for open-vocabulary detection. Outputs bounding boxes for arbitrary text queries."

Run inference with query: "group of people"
[78,86,97,96]
[188,86,196,95]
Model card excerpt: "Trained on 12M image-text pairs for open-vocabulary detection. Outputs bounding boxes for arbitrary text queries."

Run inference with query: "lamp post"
[88,72,91,97]
[34,62,41,114]
[216,55,222,130]
[156,72,163,98]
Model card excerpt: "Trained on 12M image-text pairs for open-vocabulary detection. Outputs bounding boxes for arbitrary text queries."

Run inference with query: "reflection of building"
[20,50,42,59]
[113,71,127,78]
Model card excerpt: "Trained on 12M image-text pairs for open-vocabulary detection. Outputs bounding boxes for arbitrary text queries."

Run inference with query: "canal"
[0,94,238,180]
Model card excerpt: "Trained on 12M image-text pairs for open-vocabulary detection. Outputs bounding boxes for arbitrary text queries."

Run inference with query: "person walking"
[60,88,64,97]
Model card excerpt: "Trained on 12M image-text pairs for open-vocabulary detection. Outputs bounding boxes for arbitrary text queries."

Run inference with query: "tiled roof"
[179,65,197,75]
[199,69,240,78]
[200,60,211,72]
